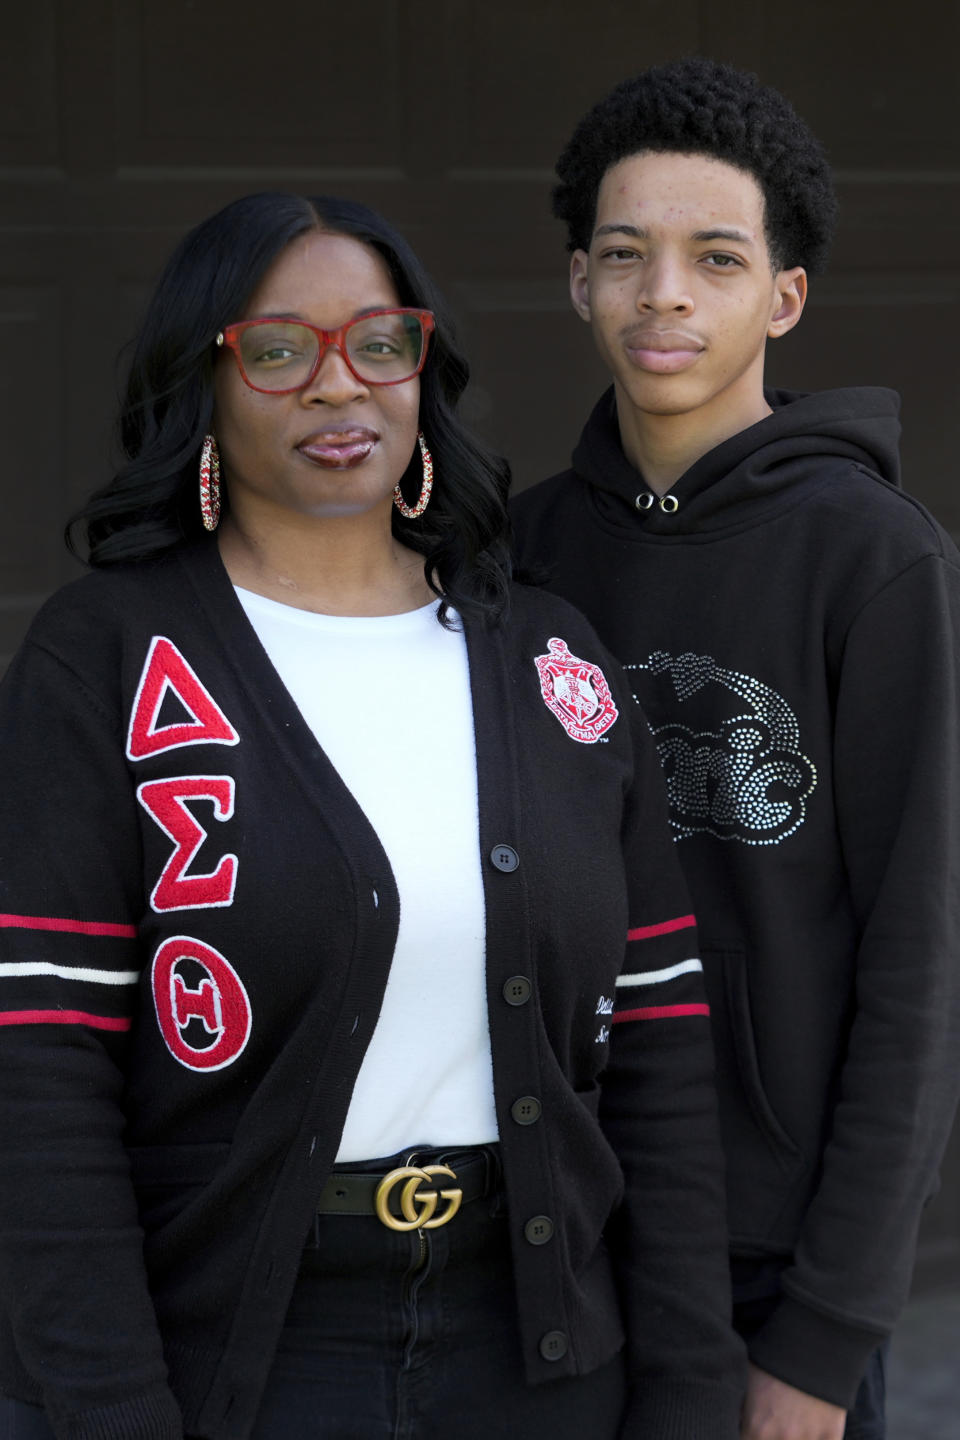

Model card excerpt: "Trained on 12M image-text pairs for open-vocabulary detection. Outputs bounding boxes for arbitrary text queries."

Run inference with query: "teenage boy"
[512,57,960,1440]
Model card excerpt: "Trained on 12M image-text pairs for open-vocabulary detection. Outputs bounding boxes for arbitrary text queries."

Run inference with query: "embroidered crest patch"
[534,637,619,744]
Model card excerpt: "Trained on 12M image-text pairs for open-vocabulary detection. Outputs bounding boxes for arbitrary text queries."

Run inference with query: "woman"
[0,193,743,1439]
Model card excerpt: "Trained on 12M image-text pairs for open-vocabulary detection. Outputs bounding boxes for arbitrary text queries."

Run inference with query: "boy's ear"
[768,267,807,339]
[569,250,592,322]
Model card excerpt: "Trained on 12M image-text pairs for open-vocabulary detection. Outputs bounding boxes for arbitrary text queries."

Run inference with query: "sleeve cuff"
[747,1294,887,1408]
[48,1385,183,1440]
[620,1378,744,1439]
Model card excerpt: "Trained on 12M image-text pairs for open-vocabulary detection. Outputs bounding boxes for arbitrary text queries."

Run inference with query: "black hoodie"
[512,385,960,1408]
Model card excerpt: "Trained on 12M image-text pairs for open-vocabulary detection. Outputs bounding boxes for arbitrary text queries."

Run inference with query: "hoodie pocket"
[702,949,806,1244]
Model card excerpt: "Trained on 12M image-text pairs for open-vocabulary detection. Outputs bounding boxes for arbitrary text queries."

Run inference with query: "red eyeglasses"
[216,308,436,393]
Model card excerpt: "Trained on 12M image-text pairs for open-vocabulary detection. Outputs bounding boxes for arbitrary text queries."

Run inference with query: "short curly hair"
[553,57,837,275]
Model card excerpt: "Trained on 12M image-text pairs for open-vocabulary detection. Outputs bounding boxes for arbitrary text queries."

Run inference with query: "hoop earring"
[393,431,433,519]
[199,434,221,532]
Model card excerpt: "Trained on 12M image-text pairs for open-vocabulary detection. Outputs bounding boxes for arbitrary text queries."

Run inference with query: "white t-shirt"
[235,588,497,1161]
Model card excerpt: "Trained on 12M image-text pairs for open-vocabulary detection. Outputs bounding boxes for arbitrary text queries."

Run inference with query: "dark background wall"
[2,0,959,1290]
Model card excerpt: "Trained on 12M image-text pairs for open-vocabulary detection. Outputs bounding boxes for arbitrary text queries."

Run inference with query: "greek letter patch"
[127,637,239,760]
[152,935,251,1071]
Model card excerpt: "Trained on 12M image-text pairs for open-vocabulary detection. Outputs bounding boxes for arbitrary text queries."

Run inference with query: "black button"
[539,1330,568,1361]
[511,1095,541,1125]
[503,975,532,1006]
[524,1215,554,1245]
[490,845,519,872]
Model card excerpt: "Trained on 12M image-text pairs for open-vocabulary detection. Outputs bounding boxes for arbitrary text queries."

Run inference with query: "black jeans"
[0,1397,51,1440]
[1,1160,628,1439]
[250,1167,627,1439]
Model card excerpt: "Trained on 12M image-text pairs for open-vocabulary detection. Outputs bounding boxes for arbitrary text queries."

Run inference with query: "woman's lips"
[296,427,378,469]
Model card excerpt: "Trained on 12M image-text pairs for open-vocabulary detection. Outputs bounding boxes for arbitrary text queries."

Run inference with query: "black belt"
[318,1147,499,1231]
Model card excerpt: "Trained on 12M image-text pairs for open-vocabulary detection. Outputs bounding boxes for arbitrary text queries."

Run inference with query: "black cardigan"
[0,541,743,1440]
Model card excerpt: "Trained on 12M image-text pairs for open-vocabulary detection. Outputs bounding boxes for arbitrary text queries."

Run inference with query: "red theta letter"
[152,935,251,1071]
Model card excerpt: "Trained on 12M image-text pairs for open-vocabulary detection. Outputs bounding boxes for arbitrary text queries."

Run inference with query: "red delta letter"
[127,637,239,759]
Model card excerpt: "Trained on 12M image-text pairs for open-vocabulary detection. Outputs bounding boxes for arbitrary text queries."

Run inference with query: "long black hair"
[67,193,512,626]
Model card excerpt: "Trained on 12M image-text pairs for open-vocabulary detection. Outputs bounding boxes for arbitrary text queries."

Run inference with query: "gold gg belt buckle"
[374,1163,463,1231]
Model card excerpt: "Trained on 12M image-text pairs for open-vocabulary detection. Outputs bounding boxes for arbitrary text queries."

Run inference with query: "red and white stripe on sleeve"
[0,912,139,1032]
[613,912,709,1025]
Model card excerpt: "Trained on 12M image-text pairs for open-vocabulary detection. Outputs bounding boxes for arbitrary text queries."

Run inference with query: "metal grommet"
[659,494,679,513]
[634,493,654,511]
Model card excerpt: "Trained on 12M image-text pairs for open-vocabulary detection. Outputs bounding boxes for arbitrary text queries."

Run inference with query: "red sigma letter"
[137,776,238,912]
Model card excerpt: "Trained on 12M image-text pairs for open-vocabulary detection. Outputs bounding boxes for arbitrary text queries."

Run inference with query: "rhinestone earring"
[393,431,434,519]
[199,434,221,532]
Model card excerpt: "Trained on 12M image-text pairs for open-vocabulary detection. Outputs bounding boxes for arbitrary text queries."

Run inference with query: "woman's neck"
[217,509,434,617]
